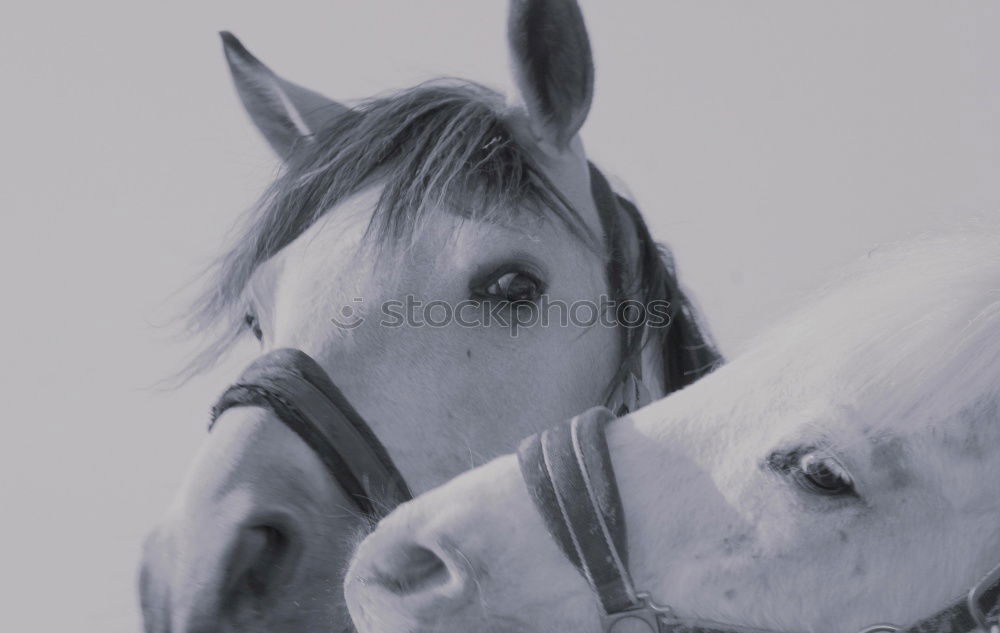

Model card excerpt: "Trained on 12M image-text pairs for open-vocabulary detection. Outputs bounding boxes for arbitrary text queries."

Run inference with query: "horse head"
[139,2,718,632]
[346,229,1000,633]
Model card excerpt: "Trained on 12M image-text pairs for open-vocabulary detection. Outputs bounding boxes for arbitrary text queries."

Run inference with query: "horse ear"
[507,0,594,150]
[220,32,350,159]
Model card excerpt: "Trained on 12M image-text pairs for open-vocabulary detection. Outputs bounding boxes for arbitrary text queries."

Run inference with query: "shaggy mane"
[182,80,589,375]
[179,79,721,393]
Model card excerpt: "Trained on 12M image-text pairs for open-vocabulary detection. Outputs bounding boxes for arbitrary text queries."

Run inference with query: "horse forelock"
[178,80,589,375]
[177,78,722,395]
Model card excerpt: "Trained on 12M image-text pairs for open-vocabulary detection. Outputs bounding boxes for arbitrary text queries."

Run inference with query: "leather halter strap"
[518,407,641,617]
[519,408,1000,633]
[209,348,411,517]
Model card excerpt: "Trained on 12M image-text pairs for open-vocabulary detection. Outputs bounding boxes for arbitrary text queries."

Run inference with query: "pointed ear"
[220,31,350,158]
[507,0,594,150]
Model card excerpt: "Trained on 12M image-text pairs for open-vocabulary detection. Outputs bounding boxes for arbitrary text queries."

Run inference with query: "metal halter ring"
[601,593,673,633]
[969,561,1000,633]
[857,624,899,633]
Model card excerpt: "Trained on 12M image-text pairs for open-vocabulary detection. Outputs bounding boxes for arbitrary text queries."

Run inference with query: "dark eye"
[796,453,855,496]
[769,449,856,497]
[482,271,543,303]
[244,313,263,342]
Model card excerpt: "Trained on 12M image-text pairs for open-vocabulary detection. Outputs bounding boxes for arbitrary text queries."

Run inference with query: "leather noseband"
[210,348,412,517]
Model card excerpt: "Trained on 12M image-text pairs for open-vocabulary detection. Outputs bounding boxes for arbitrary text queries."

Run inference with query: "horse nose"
[345,517,475,630]
[345,457,525,632]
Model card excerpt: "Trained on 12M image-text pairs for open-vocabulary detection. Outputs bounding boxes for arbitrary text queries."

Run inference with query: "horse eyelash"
[764,447,808,474]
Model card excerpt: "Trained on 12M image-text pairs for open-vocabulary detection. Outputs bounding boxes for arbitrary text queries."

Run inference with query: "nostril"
[242,526,289,595]
[373,544,450,596]
[225,520,301,601]
[346,532,477,625]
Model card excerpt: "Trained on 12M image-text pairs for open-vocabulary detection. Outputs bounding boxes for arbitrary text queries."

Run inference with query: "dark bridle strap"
[209,348,411,517]
[901,562,1000,633]
[518,406,639,615]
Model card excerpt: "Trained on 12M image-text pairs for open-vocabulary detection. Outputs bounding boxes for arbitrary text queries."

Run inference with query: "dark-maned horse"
[140,1,719,632]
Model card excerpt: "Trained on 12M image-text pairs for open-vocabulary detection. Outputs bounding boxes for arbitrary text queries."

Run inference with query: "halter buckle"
[602,593,673,633]
[968,561,1000,633]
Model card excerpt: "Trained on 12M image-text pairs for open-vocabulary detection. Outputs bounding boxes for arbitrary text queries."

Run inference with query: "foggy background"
[2,1,998,631]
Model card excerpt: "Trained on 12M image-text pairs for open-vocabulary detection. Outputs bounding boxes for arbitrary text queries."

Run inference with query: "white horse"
[139,1,719,632]
[346,229,1000,633]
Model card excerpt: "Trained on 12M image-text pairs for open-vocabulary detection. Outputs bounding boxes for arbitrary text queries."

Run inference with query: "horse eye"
[482,271,543,303]
[767,449,856,497]
[243,313,263,342]
[795,452,855,496]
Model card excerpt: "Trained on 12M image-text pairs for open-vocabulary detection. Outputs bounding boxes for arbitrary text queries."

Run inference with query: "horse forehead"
[249,190,387,330]
[282,187,379,281]
[276,193,593,292]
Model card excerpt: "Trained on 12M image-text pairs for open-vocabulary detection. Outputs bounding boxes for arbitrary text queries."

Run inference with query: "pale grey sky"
[2,2,999,631]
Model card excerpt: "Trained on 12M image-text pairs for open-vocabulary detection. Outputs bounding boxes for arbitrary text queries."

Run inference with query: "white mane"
[744,227,1000,428]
